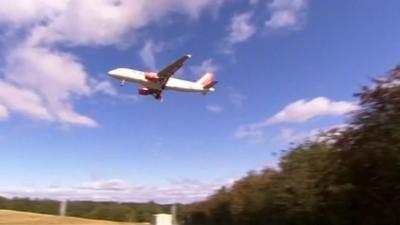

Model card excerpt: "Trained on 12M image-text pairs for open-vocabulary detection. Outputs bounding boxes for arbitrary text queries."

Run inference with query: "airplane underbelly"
[125,77,161,90]
[165,84,202,92]
[142,81,161,90]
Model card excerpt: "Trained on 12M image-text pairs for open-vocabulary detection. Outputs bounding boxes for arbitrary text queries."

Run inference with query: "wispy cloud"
[0,178,230,204]
[139,40,164,71]
[249,0,259,6]
[206,104,224,113]
[234,97,359,141]
[234,124,264,142]
[190,58,220,79]
[267,97,359,124]
[0,1,66,27]
[222,0,309,54]
[77,179,131,191]
[224,12,256,53]
[265,0,308,29]
[227,12,256,44]
[0,104,8,120]
[0,80,53,122]
[278,127,311,143]
[92,80,139,102]
[228,88,247,109]
[3,45,97,127]
[278,124,351,144]
[17,0,227,47]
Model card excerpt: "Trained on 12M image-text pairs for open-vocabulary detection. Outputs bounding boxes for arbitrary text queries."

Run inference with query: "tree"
[326,66,400,225]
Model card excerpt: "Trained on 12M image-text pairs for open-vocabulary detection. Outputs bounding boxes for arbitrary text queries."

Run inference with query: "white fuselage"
[108,68,214,93]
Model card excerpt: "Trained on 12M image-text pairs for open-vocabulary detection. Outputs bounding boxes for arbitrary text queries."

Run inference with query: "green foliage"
[325,65,400,225]
[0,198,59,215]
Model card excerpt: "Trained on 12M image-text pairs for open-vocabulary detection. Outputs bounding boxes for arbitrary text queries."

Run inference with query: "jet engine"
[138,87,153,95]
[144,73,159,82]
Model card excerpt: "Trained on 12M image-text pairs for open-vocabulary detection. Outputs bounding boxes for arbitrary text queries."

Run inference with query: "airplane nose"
[108,69,118,77]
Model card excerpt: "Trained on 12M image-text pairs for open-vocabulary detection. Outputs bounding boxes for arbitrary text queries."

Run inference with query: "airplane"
[108,54,218,101]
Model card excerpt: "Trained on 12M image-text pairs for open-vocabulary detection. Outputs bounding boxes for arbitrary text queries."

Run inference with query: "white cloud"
[77,179,130,191]
[21,0,227,47]
[265,0,308,29]
[7,46,90,100]
[278,124,351,144]
[267,97,359,124]
[234,97,359,141]
[92,80,118,96]
[0,0,66,26]
[206,104,223,113]
[3,45,97,127]
[0,105,9,120]
[227,12,256,44]
[279,128,300,142]
[228,88,247,109]
[139,40,164,71]
[0,81,52,121]
[28,0,140,46]
[278,127,312,143]
[190,59,220,77]
[92,80,138,101]
[224,12,256,52]
[234,124,264,142]
[0,178,228,204]
[249,0,259,5]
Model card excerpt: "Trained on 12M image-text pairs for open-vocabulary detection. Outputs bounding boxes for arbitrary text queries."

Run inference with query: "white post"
[59,200,67,216]
[172,204,178,225]
[154,214,173,225]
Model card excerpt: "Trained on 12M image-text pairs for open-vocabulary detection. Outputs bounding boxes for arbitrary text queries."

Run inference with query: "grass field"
[0,210,150,225]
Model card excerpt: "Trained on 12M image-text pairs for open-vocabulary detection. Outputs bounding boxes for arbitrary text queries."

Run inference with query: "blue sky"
[0,0,399,203]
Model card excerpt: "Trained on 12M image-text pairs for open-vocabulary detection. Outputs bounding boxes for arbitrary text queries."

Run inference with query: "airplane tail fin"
[197,72,218,95]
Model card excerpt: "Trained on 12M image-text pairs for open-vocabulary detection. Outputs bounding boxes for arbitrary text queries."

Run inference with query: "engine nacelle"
[138,88,152,95]
[145,73,159,82]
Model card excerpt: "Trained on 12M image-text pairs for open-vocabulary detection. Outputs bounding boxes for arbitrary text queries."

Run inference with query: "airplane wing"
[157,54,192,88]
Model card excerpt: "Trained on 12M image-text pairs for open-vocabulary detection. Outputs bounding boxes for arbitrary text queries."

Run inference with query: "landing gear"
[154,94,162,101]
[120,80,125,86]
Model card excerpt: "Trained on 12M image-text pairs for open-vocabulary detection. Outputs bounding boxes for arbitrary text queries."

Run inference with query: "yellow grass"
[0,210,149,225]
